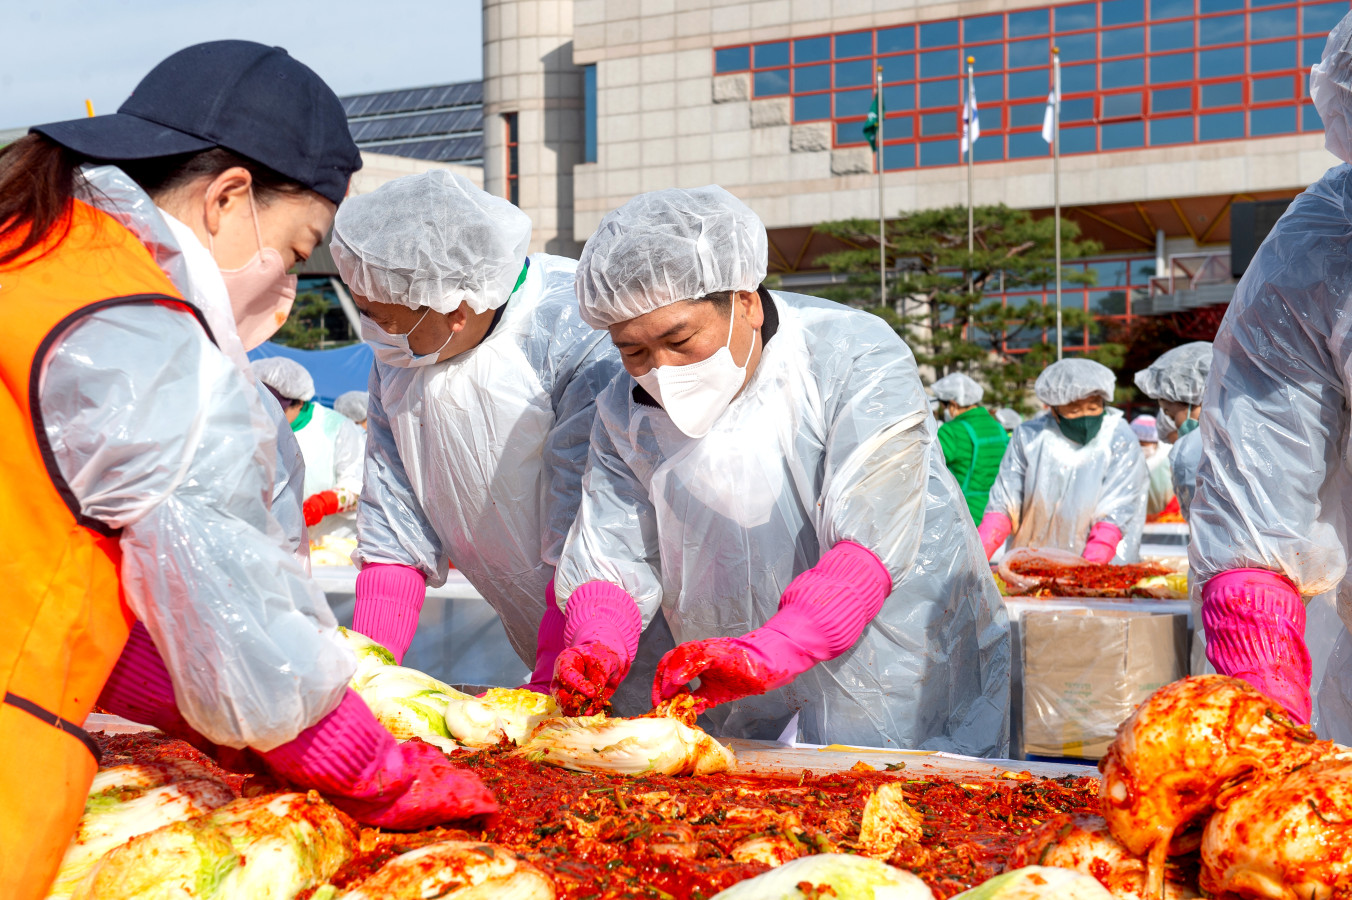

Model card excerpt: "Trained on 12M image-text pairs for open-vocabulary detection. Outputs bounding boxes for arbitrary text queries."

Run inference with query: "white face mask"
[1156,406,1178,443]
[360,307,453,368]
[635,305,758,439]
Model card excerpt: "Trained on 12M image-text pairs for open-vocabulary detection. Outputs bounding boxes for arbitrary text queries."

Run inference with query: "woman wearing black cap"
[0,41,493,899]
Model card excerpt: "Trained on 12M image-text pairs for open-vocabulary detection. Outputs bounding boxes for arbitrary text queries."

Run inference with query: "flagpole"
[876,65,886,306]
[1052,47,1063,361]
[966,58,975,256]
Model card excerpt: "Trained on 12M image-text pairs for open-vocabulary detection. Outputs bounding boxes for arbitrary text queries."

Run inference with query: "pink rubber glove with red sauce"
[652,541,892,713]
[551,581,642,715]
[352,563,427,664]
[523,580,565,694]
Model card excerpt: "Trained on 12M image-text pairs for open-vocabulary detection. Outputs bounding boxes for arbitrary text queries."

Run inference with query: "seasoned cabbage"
[357,665,471,742]
[336,840,554,899]
[515,714,735,776]
[443,688,561,748]
[952,867,1115,900]
[337,626,397,690]
[709,853,934,899]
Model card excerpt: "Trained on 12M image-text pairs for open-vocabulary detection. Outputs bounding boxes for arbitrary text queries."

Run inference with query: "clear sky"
[0,0,484,130]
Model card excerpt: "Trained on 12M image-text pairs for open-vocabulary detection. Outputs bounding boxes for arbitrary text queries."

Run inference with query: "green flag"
[863,88,882,151]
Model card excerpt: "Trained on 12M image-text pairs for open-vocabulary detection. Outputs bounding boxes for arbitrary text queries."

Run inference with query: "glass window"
[1201,81,1242,107]
[1009,9,1050,37]
[1198,14,1243,45]
[794,94,831,121]
[965,14,1004,43]
[1102,27,1146,57]
[1132,258,1159,283]
[1063,96,1096,121]
[1010,68,1051,98]
[1151,51,1194,82]
[1250,41,1295,73]
[1102,0,1146,26]
[1062,62,1098,92]
[1152,86,1193,111]
[1090,290,1129,314]
[1304,2,1347,35]
[1198,110,1245,139]
[1102,91,1144,118]
[921,111,959,136]
[883,142,916,170]
[1150,21,1195,52]
[920,49,961,78]
[1304,36,1326,67]
[1102,119,1146,148]
[1252,75,1294,102]
[1005,323,1046,350]
[794,64,831,92]
[1057,32,1098,61]
[1009,100,1047,127]
[836,119,869,144]
[1151,115,1195,143]
[1009,37,1050,68]
[883,83,916,111]
[715,46,750,73]
[978,106,1005,130]
[919,20,960,47]
[835,60,874,87]
[1250,106,1297,136]
[835,88,874,116]
[835,31,873,58]
[878,26,915,54]
[920,78,960,107]
[919,139,961,166]
[583,65,597,163]
[966,43,1003,72]
[1102,57,1146,87]
[1199,46,1244,77]
[1150,0,1194,18]
[976,73,1004,100]
[1198,0,1242,12]
[886,115,916,139]
[754,69,790,96]
[1303,103,1323,131]
[754,42,790,68]
[880,54,915,83]
[1250,8,1298,38]
[1055,2,1097,32]
[794,37,830,63]
[1009,130,1051,157]
[1089,261,1130,286]
[1063,124,1098,152]
[974,135,1004,161]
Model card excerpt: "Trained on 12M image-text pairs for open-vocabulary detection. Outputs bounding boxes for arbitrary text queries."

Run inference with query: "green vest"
[937,406,1010,521]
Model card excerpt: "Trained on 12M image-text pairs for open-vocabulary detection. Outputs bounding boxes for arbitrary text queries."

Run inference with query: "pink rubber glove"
[552,581,642,715]
[977,512,1013,560]
[1081,521,1123,564]
[353,563,427,664]
[522,580,565,695]
[263,689,497,829]
[1202,568,1312,723]
[653,541,892,713]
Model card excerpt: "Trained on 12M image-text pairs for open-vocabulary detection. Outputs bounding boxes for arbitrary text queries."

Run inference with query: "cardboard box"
[1021,609,1188,760]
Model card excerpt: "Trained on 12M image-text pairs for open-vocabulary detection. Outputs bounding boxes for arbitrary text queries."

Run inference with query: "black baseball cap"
[32,40,361,206]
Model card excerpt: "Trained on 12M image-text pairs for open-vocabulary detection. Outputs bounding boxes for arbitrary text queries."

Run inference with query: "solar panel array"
[342,81,484,164]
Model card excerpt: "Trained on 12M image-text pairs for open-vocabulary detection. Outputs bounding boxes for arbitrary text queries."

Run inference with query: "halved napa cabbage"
[515,714,735,776]
[335,840,554,900]
[951,867,1115,900]
[444,688,561,748]
[710,853,934,899]
[337,627,397,690]
[358,665,471,742]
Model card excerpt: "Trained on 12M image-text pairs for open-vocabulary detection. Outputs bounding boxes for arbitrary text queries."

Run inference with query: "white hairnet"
[1130,415,1159,443]
[575,185,769,328]
[1034,358,1116,406]
[334,390,369,423]
[995,408,1023,430]
[252,357,315,402]
[331,170,532,315]
[1133,341,1213,405]
[1310,10,1352,165]
[931,372,984,406]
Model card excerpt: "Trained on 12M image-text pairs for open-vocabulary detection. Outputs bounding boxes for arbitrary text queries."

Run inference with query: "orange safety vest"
[0,200,209,900]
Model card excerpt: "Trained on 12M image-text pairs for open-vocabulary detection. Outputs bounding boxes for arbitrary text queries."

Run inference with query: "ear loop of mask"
[206,186,264,262]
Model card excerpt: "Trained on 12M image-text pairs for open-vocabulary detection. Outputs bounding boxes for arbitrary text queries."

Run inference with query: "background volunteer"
[930,372,1009,522]
[1134,342,1212,521]
[1188,11,1352,741]
[0,41,493,900]
[1129,415,1177,518]
[550,186,1011,755]
[336,390,370,428]
[978,358,1148,563]
[254,356,366,541]
[331,171,671,708]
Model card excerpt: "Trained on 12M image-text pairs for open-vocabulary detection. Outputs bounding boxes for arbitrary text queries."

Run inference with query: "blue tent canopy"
[248,341,373,407]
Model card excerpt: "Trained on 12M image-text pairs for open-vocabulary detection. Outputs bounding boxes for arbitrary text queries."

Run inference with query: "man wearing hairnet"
[931,372,1009,521]
[254,356,366,542]
[1133,342,1211,520]
[1187,13,1352,741]
[331,170,657,704]
[551,186,1010,755]
[335,390,369,428]
[979,358,1148,563]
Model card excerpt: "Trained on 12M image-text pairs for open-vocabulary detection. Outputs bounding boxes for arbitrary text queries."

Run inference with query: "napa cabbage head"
[710,853,935,900]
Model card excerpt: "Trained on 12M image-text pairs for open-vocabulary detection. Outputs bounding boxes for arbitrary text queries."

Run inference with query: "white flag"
[961,83,980,154]
[1041,91,1058,143]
